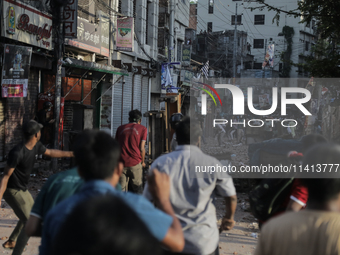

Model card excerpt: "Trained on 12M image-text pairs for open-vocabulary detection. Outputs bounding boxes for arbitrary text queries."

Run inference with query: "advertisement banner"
[2,45,32,98]
[161,64,179,94]
[116,17,134,52]
[63,0,78,38]
[2,0,53,50]
[262,44,275,68]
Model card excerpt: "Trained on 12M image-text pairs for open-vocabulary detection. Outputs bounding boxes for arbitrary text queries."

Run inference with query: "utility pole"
[233,3,238,79]
[52,5,64,171]
[262,38,267,80]
[169,0,175,69]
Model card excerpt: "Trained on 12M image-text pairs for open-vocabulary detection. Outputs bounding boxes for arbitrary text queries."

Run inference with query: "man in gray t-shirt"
[144,117,237,255]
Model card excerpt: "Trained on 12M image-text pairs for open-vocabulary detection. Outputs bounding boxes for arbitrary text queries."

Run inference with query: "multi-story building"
[197,0,317,80]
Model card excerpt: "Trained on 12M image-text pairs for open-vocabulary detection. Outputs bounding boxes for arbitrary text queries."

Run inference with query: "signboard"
[2,45,32,97]
[182,45,191,66]
[98,11,110,57]
[180,70,194,86]
[116,17,134,52]
[65,16,109,57]
[63,0,78,38]
[2,0,53,50]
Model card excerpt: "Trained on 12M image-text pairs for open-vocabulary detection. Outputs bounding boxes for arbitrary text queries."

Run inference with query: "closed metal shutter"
[122,74,133,124]
[0,101,5,161]
[133,74,142,110]
[112,76,123,137]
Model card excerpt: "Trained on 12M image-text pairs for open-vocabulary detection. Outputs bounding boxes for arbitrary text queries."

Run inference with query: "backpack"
[249,178,294,222]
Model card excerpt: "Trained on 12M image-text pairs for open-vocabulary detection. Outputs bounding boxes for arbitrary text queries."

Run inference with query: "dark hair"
[73,130,121,181]
[301,134,327,153]
[170,113,184,130]
[129,109,142,123]
[176,117,201,145]
[51,195,163,255]
[302,144,340,203]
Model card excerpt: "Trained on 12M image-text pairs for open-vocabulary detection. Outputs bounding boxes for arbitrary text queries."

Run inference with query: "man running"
[0,120,74,255]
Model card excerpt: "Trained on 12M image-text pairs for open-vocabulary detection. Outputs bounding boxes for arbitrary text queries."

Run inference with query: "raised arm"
[44,149,74,158]
[0,166,15,207]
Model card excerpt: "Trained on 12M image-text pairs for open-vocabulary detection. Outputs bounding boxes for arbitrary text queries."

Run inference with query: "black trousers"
[163,246,219,255]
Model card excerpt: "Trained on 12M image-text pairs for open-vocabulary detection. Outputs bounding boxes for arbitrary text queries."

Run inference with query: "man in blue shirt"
[40,130,184,255]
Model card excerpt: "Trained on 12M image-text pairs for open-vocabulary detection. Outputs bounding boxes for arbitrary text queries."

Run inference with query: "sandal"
[2,240,16,249]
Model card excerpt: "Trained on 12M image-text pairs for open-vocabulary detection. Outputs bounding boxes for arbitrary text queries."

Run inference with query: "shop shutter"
[0,101,5,161]
[133,74,142,110]
[122,74,133,124]
[112,77,123,137]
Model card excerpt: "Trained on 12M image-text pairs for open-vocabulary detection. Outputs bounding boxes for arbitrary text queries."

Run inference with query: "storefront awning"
[63,58,129,76]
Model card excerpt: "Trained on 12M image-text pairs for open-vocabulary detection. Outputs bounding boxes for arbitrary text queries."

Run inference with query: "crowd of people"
[0,109,339,255]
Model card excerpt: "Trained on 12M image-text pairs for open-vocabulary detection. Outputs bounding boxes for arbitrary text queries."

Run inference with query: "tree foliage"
[252,0,340,77]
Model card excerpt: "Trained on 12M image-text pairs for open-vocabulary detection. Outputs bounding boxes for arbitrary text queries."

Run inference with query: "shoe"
[2,240,16,249]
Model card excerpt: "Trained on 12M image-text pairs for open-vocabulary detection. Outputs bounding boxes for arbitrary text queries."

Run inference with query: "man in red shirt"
[116,110,147,193]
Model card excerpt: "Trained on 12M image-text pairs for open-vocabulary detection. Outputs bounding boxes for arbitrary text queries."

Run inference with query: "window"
[305,41,310,51]
[253,63,262,69]
[306,21,310,28]
[118,0,122,14]
[279,63,283,73]
[177,40,183,61]
[208,0,213,14]
[207,22,212,33]
[312,20,316,28]
[231,15,242,25]
[254,15,265,25]
[253,39,264,49]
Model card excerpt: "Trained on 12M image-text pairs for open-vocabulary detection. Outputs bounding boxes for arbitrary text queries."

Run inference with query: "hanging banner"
[262,44,275,68]
[182,45,192,66]
[63,0,78,38]
[116,17,134,52]
[2,45,32,98]
[161,64,179,94]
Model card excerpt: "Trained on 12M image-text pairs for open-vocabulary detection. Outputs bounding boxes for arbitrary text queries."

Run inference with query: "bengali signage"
[116,17,134,52]
[63,0,78,38]
[65,15,109,57]
[182,45,191,66]
[2,45,32,98]
[2,0,53,50]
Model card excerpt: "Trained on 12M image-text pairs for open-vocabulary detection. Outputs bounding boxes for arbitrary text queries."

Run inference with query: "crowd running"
[0,110,339,255]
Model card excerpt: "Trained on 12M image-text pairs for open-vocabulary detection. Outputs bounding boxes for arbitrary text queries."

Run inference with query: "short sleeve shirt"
[7,141,46,191]
[143,145,236,254]
[30,168,84,220]
[115,123,147,167]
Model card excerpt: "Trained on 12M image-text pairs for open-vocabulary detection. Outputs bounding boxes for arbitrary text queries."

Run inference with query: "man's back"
[144,145,236,254]
[116,123,147,167]
[255,211,340,255]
